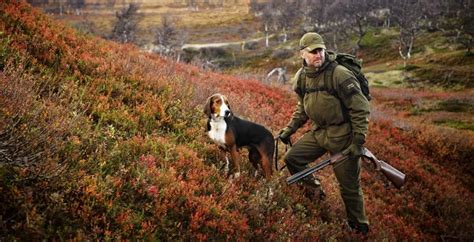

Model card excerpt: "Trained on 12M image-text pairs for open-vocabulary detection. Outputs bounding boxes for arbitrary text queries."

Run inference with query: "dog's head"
[204,93,232,120]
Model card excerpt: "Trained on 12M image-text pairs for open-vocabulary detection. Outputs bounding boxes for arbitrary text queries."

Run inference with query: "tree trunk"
[265,23,269,47]
[59,0,63,15]
[399,35,414,70]
[332,33,338,51]
[356,17,365,51]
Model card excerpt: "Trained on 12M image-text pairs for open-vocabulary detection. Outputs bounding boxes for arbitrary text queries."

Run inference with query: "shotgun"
[286,147,406,189]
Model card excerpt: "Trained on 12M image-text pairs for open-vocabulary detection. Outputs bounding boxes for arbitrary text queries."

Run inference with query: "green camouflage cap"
[299,32,326,51]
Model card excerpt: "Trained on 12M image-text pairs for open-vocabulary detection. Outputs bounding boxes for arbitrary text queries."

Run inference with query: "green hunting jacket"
[286,52,370,141]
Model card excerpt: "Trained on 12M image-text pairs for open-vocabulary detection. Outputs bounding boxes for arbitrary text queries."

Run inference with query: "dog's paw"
[228,172,241,180]
[223,156,230,174]
[234,172,241,178]
[254,170,259,178]
[267,187,274,197]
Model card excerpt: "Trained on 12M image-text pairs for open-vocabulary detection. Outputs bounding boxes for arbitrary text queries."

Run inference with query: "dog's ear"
[223,95,231,110]
[203,96,212,117]
[206,119,211,131]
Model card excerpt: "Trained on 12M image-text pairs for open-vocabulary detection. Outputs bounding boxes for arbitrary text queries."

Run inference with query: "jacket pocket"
[327,122,351,138]
[326,123,352,153]
[305,92,346,126]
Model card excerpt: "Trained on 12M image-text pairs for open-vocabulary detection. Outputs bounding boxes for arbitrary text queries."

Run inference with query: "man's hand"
[278,127,293,145]
[348,133,365,159]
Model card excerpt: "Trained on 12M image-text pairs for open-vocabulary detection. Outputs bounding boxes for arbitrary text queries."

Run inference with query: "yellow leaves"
[85,182,98,197]
[69,135,81,145]
[172,120,187,130]
[49,192,63,204]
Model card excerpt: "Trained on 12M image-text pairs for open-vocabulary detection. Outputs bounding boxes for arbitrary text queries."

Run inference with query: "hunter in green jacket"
[278,32,370,235]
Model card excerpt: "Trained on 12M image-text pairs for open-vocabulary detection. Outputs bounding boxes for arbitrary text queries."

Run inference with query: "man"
[278,32,370,235]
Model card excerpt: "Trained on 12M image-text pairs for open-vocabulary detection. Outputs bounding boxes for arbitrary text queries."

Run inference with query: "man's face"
[301,48,325,68]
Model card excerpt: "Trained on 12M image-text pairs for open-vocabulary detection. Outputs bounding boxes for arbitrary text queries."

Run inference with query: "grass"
[2,1,474,240]
[433,119,474,131]
[57,5,254,44]
[54,4,473,90]
[365,70,406,88]
[437,99,473,113]
[361,27,398,49]
[359,28,399,65]
[408,32,474,88]
[357,28,473,89]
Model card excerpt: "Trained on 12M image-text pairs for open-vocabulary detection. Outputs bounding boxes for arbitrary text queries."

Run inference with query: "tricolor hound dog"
[204,93,274,179]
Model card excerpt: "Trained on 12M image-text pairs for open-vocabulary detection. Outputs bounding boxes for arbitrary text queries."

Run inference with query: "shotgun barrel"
[286,152,347,185]
[286,148,406,189]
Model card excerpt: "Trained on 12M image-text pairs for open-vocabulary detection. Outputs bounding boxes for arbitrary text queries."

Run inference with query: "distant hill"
[28,0,251,10]
[33,0,473,90]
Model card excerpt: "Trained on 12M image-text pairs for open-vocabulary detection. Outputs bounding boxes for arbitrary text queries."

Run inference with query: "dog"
[203,93,274,179]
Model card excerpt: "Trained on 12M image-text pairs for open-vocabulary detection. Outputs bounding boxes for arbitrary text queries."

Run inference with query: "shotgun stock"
[361,148,406,189]
[286,148,406,189]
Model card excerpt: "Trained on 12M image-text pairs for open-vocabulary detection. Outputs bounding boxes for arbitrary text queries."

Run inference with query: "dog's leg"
[257,146,273,179]
[267,187,274,197]
[250,150,260,178]
[229,145,241,178]
[223,155,230,174]
[248,146,261,177]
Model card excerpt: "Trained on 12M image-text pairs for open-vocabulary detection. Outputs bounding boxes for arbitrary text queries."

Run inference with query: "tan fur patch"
[210,95,222,115]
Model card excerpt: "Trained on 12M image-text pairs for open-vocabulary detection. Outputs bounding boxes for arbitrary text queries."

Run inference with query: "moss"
[404,64,420,71]
[361,29,391,48]
[413,66,473,88]
[359,28,399,63]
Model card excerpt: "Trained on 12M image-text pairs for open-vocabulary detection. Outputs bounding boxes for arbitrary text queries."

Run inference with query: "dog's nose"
[225,110,231,117]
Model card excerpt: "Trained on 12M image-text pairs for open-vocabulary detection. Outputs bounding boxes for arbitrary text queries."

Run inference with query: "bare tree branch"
[111,3,143,44]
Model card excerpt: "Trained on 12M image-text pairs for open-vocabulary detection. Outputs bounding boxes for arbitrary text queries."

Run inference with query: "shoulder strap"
[301,68,306,89]
[300,63,338,96]
[324,62,338,96]
[301,69,327,94]
[299,68,306,97]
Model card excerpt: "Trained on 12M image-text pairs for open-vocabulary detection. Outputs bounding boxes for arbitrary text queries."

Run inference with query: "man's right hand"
[347,133,365,159]
[278,128,293,145]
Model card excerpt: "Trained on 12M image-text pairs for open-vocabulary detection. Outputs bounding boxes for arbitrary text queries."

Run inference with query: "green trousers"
[284,130,369,225]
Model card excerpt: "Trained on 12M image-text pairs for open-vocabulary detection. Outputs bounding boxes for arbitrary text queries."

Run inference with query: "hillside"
[1,1,474,240]
[46,0,474,91]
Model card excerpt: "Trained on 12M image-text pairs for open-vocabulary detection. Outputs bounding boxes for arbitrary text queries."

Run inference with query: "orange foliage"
[0,1,473,241]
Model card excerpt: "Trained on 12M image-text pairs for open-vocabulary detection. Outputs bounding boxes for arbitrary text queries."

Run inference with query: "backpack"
[299,52,372,101]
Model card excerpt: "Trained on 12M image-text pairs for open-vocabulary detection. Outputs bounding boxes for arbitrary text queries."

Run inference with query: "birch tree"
[111,4,143,44]
[390,0,425,68]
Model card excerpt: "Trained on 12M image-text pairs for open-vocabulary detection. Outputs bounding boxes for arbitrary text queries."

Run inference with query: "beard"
[307,56,324,68]
[302,49,326,68]
[312,58,323,67]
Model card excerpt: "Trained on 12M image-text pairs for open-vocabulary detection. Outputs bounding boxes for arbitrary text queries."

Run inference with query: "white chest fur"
[208,119,227,148]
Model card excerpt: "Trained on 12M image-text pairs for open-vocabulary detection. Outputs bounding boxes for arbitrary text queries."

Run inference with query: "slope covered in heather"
[1,1,473,240]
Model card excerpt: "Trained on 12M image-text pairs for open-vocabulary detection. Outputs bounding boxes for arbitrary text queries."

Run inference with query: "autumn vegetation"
[1,1,473,240]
